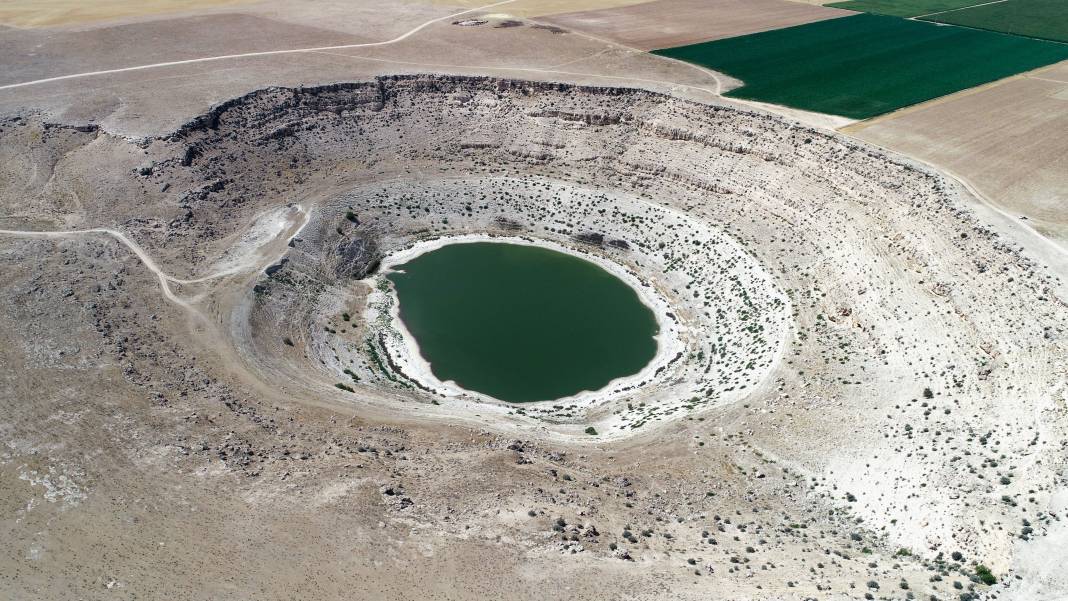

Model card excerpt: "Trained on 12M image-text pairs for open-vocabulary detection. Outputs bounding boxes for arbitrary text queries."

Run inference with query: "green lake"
[386,241,659,402]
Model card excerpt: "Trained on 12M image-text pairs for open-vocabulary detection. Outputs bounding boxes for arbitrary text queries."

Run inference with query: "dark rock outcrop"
[335,235,380,279]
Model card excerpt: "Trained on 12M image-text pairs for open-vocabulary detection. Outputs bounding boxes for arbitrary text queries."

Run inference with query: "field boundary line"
[909,1,1068,46]
[842,59,1068,130]
[0,0,516,91]
[913,0,1012,19]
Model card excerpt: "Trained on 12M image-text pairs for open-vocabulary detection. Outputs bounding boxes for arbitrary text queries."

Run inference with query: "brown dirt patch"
[539,0,849,50]
[848,60,1068,244]
[423,0,652,18]
[0,0,257,28]
[0,13,369,87]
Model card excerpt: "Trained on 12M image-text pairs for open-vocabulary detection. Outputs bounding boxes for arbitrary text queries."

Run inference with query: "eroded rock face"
[334,235,379,279]
[2,75,1066,599]
[297,177,790,425]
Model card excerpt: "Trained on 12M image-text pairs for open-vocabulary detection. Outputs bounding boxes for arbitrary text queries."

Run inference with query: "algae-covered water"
[387,242,658,402]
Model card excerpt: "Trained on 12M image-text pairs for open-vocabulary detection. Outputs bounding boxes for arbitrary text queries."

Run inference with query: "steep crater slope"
[2,76,1066,598]
[245,175,791,436]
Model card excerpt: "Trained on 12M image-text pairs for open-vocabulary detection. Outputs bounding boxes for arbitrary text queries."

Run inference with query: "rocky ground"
[1,75,1066,600]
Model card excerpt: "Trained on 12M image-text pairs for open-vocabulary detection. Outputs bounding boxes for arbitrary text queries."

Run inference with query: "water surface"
[387,242,658,402]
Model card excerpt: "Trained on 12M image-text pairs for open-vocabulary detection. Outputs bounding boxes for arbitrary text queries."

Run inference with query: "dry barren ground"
[848,60,1068,246]
[0,0,257,29]
[1,75,1066,601]
[542,0,849,50]
[0,0,866,136]
[1,1,1067,600]
[0,13,369,87]
[425,0,651,17]
[0,0,743,136]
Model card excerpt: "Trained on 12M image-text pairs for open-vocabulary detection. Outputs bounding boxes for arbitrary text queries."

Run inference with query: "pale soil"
[0,0,654,31]
[0,0,857,136]
[1,75,1065,600]
[0,6,857,138]
[424,0,653,18]
[0,0,259,29]
[847,60,1068,246]
[0,13,370,88]
[0,1,1066,599]
[541,0,850,50]
[0,2,729,134]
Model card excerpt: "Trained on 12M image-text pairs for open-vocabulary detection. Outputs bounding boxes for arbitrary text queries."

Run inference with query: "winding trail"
[0,226,194,307]
[0,205,309,309]
[0,0,518,91]
[0,0,731,99]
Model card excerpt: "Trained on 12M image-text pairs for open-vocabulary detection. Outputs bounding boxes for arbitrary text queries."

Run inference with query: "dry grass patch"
[0,0,258,28]
[847,61,1068,242]
[423,0,652,18]
[541,0,847,50]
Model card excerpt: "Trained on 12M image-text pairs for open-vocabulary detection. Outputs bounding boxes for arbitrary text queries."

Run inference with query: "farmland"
[849,60,1068,243]
[653,13,1068,118]
[825,0,988,18]
[924,0,1068,44]
[828,0,1068,42]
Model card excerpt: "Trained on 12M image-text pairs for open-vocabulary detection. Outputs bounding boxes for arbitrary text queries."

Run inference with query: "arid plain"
[2,1,1066,600]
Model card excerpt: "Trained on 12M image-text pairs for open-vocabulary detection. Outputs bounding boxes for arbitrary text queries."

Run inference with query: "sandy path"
[0,0,518,91]
[0,204,309,309]
[0,226,196,307]
[0,0,737,110]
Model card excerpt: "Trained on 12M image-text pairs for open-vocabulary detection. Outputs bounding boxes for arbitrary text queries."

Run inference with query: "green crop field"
[652,14,1068,119]
[924,0,1068,43]
[827,0,1068,42]
[826,0,980,18]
